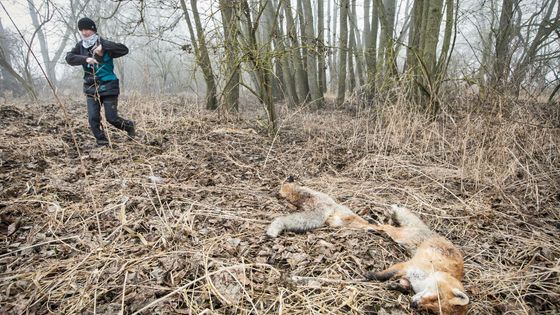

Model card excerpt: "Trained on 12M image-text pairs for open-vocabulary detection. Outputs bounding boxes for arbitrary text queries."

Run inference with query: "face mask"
[82,33,99,48]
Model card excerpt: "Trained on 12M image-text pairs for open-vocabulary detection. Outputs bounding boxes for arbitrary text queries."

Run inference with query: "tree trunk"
[331,0,339,92]
[317,0,327,94]
[336,0,349,106]
[436,0,454,79]
[347,3,356,92]
[375,0,397,79]
[0,18,36,99]
[326,0,333,93]
[405,0,423,74]
[240,0,277,131]
[27,0,57,86]
[265,0,299,106]
[404,0,445,115]
[365,0,378,99]
[0,51,37,99]
[384,0,396,75]
[296,0,310,101]
[509,0,559,97]
[364,0,371,50]
[219,0,241,112]
[283,0,309,102]
[492,0,515,93]
[421,0,444,76]
[182,0,218,110]
[302,0,324,106]
[350,0,364,87]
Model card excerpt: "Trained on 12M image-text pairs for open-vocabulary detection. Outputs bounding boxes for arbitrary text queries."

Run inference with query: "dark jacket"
[66,37,128,97]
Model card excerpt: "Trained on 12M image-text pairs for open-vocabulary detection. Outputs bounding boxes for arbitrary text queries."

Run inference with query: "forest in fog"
[1,0,559,117]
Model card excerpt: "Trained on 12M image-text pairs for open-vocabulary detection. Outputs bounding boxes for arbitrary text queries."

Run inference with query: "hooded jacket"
[66,37,128,97]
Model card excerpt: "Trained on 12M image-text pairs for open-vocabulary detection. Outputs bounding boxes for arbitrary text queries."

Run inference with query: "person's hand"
[86,57,98,65]
[94,43,103,56]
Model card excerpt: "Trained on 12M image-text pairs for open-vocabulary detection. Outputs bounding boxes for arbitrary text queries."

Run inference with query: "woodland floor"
[0,95,559,314]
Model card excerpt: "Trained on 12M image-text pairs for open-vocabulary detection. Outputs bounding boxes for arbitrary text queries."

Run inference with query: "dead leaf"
[7,218,20,236]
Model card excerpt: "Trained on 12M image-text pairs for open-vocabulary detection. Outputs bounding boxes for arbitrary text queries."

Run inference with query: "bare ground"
[0,95,559,314]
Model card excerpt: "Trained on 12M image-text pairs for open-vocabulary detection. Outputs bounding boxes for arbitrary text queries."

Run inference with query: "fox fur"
[266,182,378,238]
[267,182,469,314]
[366,205,469,315]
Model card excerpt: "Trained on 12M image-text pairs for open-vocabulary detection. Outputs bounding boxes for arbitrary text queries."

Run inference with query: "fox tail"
[266,210,329,238]
[391,205,430,231]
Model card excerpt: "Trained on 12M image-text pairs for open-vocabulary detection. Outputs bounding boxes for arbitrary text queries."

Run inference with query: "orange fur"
[368,208,468,315]
[271,184,469,314]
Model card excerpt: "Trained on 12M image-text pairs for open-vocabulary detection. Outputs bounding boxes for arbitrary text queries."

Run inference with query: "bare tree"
[509,0,560,97]
[264,0,299,107]
[404,0,453,115]
[180,0,218,110]
[301,0,323,106]
[336,0,349,106]
[365,0,379,99]
[239,0,277,131]
[219,0,241,112]
[317,0,326,94]
[0,18,37,99]
[282,0,309,102]
[491,0,517,93]
[330,0,339,92]
[347,0,356,91]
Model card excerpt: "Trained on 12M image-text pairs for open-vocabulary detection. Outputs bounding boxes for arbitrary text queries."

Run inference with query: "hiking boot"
[96,139,109,147]
[127,122,136,139]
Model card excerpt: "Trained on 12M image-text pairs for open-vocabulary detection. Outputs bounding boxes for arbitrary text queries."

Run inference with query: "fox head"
[279,182,299,203]
[411,272,469,315]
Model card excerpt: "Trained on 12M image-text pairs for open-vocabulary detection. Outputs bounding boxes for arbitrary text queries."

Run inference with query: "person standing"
[66,17,134,147]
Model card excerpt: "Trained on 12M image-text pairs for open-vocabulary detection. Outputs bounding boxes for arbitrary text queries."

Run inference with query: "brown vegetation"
[1,94,559,314]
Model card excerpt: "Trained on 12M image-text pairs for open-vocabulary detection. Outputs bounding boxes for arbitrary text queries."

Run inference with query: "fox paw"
[388,279,411,294]
[365,270,396,282]
[365,271,383,281]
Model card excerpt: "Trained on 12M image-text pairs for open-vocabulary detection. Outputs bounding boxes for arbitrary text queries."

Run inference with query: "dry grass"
[0,93,559,314]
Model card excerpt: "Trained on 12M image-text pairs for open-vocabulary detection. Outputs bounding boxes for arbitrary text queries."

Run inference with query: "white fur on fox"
[391,204,429,230]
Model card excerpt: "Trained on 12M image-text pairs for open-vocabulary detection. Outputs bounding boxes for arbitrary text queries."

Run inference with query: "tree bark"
[240,0,277,131]
[317,0,327,94]
[331,0,339,92]
[509,0,559,97]
[27,0,57,86]
[265,0,299,106]
[283,0,309,102]
[336,0,349,106]
[219,0,241,112]
[302,0,324,106]
[365,0,378,99]
[350,0,364,87]
[347,1,356,92]
[182,0,218,110]
[492,0,515,93]
[0,18,36,99]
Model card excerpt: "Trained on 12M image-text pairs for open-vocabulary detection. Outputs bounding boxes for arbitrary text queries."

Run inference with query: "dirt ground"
[1,96,559,314]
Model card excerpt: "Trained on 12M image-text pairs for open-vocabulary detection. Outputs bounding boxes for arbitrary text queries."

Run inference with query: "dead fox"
[266,182,378,238]
[267,182,469,314]
[366,205,469,314]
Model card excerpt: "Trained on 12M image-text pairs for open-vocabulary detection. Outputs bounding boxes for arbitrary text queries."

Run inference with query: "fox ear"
[450,288,469,306]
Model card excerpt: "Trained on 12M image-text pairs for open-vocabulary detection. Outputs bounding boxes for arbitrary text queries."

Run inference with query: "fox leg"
[372,224,426,248]
[388,278,412,293]
[326,209,378,232]
[366,262,413,293]
[365,261,409,282]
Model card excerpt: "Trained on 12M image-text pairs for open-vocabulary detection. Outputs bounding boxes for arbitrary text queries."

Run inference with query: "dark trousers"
[86,95,133,142]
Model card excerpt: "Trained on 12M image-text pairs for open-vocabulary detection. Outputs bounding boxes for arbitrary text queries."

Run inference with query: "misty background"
[0,0,558,116]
